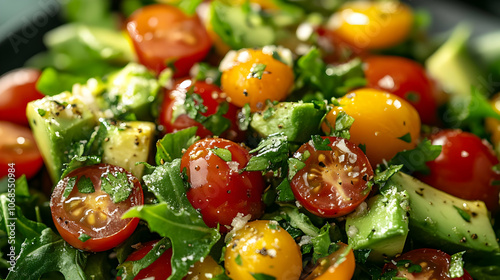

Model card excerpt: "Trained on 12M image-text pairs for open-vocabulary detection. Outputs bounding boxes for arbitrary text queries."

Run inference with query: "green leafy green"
[78,233,91,242]
[449,251,466,278]
[453,206,471,222]
[251,273,276,280]
[60,155,101,180]
[100,172,133,203]
[276,179,295,202]
[311,224,332,263]
[36,68,88,96]
[210,148,232,162]
[387,139,442,175]
[311,135,332,151]
[155,127,199,165]
[63,177,77,198]
[76,176,95,194]
[248,63,267,80]
[246,133,290,172]
[397,132,412,143]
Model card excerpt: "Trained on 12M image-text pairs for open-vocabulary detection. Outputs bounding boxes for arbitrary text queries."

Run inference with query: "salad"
[1,0,500,279]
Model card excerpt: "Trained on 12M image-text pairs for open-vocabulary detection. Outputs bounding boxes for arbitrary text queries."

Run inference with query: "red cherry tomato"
[363,56,438,124]
[0,121,43,179]
[120,240,173,280]
[126,4,211,77]
[50,164,143,252]
[417,129,500,213]
[159,78,245,142]
[383,248,473,280]
[290,136,374,218]
[0,68,44,126]
[180,138,265,232]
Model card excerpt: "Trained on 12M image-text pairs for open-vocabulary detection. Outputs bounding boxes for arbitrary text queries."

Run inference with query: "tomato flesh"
[290,136,374,218]
[127,4,211,77]
[50,164,143,251]
[180,138,265,231]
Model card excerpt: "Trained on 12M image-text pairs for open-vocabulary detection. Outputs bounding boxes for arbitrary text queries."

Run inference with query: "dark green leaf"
[311,135,332,151]
[77,176,95,194]
[251,273,276,280]
[312,224,332,263]
[354,249,371,264]
[14,175,30,197]
[374,165,403,184]
[328,111,355,140]
[398,132,412,143]
[192,62,221,85]
[101,171,133,203]
[37,108,46,117]
[155,127,199,165]
[84,122,109,158]
[408,264,423,273]
[60,155,101,180]
[276,179,295,202]
[449,251,466,278]
[235,254,243,266]
[388,139,442,175]
[246,133,290,172]
[63,177,77,198]
[248,63,267,80]
[210,148,232,162]
[453,206,471,222]
[78,233,91,242]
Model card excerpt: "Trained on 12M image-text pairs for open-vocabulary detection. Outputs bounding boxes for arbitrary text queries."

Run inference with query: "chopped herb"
[374,165,403,184]
[101,171,133,203]
[235,254,243,266]
[453,206,471,222]
[251,273,276,280]
[311,135,332,151]
[262,100,277,120]
[37,108,46,117]
[449,251,466,278]
[408,263,423,273]
[388,139,442,175]
[267,222,279,230]
[76,175,95,194]
[358,143,367,154]
[405,91,420,102]
[63,176,77,198]
[78,233,91,242]
[248,63,267,79]
[353,249,371,264]
[238,103,252,131]
[288,158,306,181]
[398,132,412,143]
[328,111,355,140]
[210,147,232,162]
[276,179,295,202]
[492,163,500,174]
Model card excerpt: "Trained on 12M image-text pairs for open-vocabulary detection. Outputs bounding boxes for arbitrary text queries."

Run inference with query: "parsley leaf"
[246,133,290,172]
[276,179,295,202]
[251,273,276,280]
[78,233,91,242]
[63,176,77,198]
[117,238,171,280]
[60,155,101,180]
[210,147,232,162]
[311,135,332,151]
[101,171,133,203]
[398,132,412,143]
[449,251,466,278]
[248,63,267,79]
[238,103,252,131]
[76,175,95,194]
[326,111,355,140]
[388,139,442,175]
[156,127,199,165]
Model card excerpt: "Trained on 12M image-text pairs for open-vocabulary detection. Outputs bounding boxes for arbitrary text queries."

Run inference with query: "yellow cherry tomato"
[303,243,355,280]
[486,93,500,156]
[220,48,294,111]
[185,255,224,280]
[224,220,302,280]
[327,1,413,50]
[322,88,421,166]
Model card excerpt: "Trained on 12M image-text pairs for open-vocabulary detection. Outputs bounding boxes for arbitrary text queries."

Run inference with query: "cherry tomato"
[127,4,211,76]
[185,255,224,280]
[0,121,43,179]
[180,138,265,231]
[322,88,421,166]
[486,92,500,154]
[159,78,245,142]
[290,136,374,218]
[363,56,438,124]
[220,48,294,111]
[383,248,473,280]
[417,129,500,213]
[224,220,302,280]
[50,164,143,251]
[326,1,413,50]
[0,68,44,126]
[303,242,355,280]
[119,240,173,280]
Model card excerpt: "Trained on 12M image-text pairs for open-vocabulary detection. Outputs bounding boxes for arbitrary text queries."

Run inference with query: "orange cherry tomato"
[304,243,355,280]
[322,88,421,166]
[326,1,413,50]
[220,48,294,111]
[127,4,212,77]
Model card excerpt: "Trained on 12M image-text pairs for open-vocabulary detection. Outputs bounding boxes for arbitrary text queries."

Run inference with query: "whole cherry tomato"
[180,138,265,231]
[290,136,374,218]
[127,4,212,77]
[50,164,143,251]
[417,129,500,213]
[0,68,44,126]
[364,55,438,124]
[159,78,245,142]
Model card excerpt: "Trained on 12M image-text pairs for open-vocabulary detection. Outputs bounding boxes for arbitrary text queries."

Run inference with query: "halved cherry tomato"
[159,78,245,142]
[303,242,355,280]
[326,1,413,50]
[184,255,224,280]
[0,121,43,179]
[383,248,473,280]
[322,88,421,166]
[290,136,374,218]
[127,4,212,76]
[220,48,294,111]
[50,164,143,251]
[417,129,500,213]
[363,55,438,124]
[119,240,173,280]
[180,138,265,232]
[0,68,44,126]
[224,220,302,280]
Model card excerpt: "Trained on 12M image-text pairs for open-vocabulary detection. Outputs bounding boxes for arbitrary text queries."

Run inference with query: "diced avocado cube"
[386,172,499,253]
[27,92,97,182]
[346,187,409,262]
[99,63,160,120]
[250,102,327,143]
[102,121,156,179]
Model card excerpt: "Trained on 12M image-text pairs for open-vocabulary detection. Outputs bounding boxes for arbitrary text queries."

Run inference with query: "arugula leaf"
[77,176,95,194]
[155,127,199,165]
[118,238,171,280]
[288,158,306,181]
[101,171,133,203]
[276,179,295,202]
[60,155,101,180]
[449,251,466,278]
[246,133,290,172]
[311,224,332,263]
[125,159,221,280]
[387,139,442,175]
[36,67,89,96]
[84,121,109,157]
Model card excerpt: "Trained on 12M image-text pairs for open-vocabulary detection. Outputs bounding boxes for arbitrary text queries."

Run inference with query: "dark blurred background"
[1,0,499,75]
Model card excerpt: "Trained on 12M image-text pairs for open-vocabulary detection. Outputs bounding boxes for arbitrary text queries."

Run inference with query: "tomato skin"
[0,121,43,179]
[0,68,44,126]
[180,138,265,231]
[303,243,355,280]
[224,220,302,280]
[127,4,211,77]
[159,78,245,142]
[417,129,500,213]
[322,88,421,166]
[383,248,473,280]
[290,136,374,218]
[326,1,413,50]
[363,56,438,124]
[50,164,143,252]
[220,48,294,111]
[119,240,173,280]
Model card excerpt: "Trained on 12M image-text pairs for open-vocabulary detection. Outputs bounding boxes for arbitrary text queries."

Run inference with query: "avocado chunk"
[250,102,327,143]
[385,172,499,253]
[102,121,156,179]
[346,187,410,262]
[27,92,97,182]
